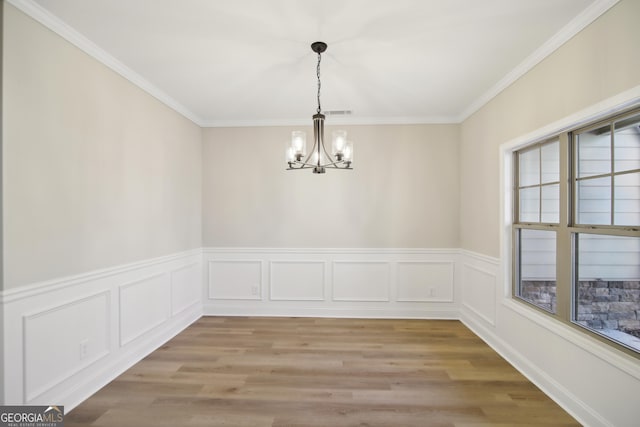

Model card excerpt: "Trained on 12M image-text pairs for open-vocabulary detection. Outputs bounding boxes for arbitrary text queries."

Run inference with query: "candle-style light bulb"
[332,130,347,158]
[286,147,295,163]
[343,141,353,164]
[291,131,306,160]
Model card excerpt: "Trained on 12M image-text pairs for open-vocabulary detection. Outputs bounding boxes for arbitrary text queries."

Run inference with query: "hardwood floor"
[66,317,580,426]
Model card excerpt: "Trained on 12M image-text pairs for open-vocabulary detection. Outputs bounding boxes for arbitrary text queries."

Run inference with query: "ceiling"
[17,0,613,126]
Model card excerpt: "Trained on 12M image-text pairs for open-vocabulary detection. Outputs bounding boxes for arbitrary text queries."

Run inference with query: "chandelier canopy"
[286,42,353,174]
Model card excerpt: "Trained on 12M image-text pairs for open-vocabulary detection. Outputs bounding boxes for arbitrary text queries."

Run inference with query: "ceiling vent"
[324,110,353,116]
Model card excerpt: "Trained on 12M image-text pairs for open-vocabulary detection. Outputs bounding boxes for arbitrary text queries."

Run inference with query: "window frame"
[512,106,640,358]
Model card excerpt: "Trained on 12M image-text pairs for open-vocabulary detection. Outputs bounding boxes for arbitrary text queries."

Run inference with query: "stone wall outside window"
[521,280,640,338]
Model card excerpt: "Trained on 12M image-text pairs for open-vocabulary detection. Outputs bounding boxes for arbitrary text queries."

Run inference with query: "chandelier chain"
[316,51,322,114]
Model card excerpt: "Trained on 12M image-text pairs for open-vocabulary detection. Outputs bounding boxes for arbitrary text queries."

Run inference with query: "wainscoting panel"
[171,262,201,316]
[332,261,390,302]
[119,273,171,346]
[23,291,110,402]
[0,249,202,409]
[396,261,454,302]
[461,262,497,326]
[203,248,460,318]
[208,260,262,300]
[270,261,325,301]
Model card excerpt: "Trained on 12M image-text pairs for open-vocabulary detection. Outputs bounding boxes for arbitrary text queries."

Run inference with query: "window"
[575,113,640,226]
[572,112,640,351]
[518,229,557,313]
[514,139,560,313]
[513,108,640,355]
[575,234,640,349]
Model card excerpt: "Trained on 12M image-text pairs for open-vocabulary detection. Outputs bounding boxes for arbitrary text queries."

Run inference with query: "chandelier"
[286,42,353,174]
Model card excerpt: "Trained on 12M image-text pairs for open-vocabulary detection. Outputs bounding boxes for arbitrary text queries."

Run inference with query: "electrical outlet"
[251,285,259,296]
[429,288,436,297]
[79,339,89,359]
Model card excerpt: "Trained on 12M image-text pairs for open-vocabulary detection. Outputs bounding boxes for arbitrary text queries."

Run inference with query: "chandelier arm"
[286,163,318,174]
[287,161,317,170]
[321,138,334,163]
[303,136,319,165]
[319,160,348,168]
[287,158,352,171]
[288,158,352,170]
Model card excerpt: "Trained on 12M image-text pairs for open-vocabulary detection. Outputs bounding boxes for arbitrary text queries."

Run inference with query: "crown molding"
[202,247,460,255]
[200,115,459,128]
[7,0,206,126]
[457,0,620,122]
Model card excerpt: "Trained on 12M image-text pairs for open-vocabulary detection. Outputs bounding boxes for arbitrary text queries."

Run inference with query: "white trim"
[500,86,640,153]
[202,247,459,255]
[6,0,204,126]
[203,304,459,319]
[169,261,199,275]
[499,144,515,300]
[200,115,459,128]
[458,249,500,266]
[458,0,621,122]
[0,248,202,304]
[118,272,165,292]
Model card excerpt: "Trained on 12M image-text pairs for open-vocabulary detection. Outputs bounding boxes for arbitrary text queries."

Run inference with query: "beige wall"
[5,0,637,284]
[2,5,202,289]
[202,124,459,248]
[460,0,640,257]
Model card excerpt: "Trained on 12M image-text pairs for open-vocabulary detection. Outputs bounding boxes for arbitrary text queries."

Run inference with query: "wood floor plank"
[65,317,580,426]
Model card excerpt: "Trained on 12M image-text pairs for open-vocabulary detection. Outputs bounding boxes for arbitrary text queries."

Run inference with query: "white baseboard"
[203,303,458,319]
